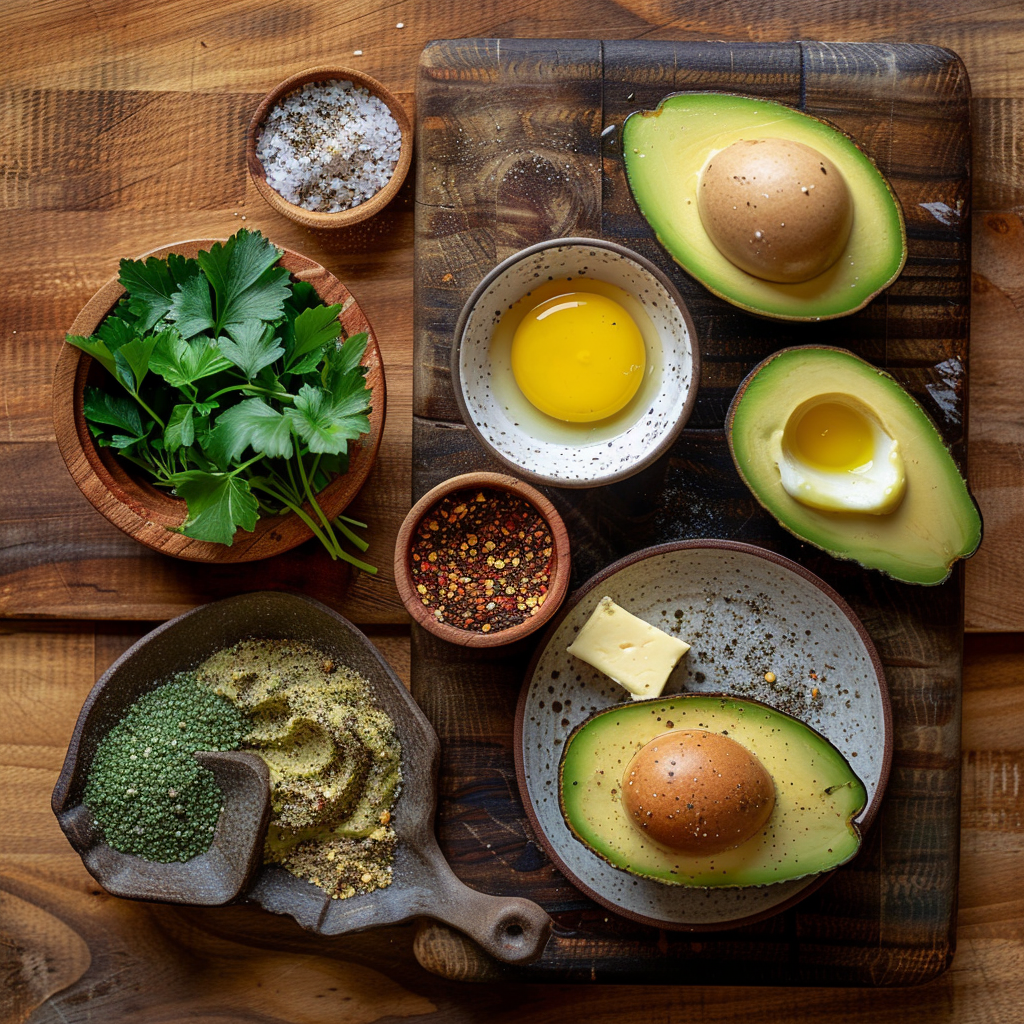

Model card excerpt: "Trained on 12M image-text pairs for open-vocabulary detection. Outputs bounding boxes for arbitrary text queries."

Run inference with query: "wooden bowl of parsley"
[53,230,385,566]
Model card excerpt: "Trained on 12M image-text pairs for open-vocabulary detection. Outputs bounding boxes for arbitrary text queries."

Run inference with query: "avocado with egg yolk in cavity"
[727,346,983,585]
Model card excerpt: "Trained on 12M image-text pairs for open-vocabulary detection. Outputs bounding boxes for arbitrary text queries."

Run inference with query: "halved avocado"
[621,93,907,320]
[559,694,867,887]
[728,346,982,585]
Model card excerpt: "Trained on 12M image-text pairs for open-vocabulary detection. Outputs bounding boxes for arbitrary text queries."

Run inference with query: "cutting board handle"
[421,859,551,966]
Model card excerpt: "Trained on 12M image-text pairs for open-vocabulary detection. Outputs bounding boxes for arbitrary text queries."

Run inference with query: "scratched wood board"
[411,38,970,985]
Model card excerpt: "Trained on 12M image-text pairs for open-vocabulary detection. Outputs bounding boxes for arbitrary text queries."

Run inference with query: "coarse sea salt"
[256,80,401,213]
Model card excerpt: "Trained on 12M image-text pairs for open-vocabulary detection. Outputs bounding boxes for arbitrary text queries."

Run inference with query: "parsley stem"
[204,384,294,404]
[230,454,265,477]
[333,516,370,553]
[293,438,338,544]
[132,392,166,431]
[249,480,338,554]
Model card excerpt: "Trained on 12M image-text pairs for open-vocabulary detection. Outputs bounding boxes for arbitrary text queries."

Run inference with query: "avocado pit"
[621,728,776,855]
[697,137,853,283]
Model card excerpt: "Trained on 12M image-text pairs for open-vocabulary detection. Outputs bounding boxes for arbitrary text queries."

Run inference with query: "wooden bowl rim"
[393,472,571,648]
[52,237,386,563]
[245,65,413,230]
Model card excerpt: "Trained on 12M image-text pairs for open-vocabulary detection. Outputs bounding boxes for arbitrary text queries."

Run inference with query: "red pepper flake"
[409,488,554,633]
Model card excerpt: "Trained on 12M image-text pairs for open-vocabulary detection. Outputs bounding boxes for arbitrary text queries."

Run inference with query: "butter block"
[566,596,690,700]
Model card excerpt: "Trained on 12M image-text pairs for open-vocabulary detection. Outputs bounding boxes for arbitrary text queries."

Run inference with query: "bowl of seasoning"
[394,472,571,647]
[247,65,412,230]
[452,238,700,488]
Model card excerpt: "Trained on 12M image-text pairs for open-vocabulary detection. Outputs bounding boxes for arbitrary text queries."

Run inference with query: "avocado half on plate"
[559,694,867,887]
[621,93,907,320]
[728,346,983,585]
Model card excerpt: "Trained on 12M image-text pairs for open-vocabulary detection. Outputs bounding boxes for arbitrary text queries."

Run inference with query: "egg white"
[770,396,907,515]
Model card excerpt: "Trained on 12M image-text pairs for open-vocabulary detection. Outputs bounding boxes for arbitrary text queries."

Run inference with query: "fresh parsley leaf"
[285,304,343,371]
[286,383,371,456]
[66,334,117,377]
[118,254,200,332]
[164,403,195,452]
[218,321,284,380]
[168,272,215,339]
[195,229,291,334]
[283,279,320,315]
[82,387,143,435]
[207,397,294,463]
[112,333,159,391]
[109,431,150,450]
[322,332,369,394]
[96,314,137,353]
[149,329,232,388]
[171,470,259,545]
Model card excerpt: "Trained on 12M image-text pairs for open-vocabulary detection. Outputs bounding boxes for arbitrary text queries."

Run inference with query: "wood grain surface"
[1,0,1023,1022]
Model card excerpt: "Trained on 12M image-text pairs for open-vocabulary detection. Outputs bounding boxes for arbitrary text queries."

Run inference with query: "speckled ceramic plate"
[514,540,892,930]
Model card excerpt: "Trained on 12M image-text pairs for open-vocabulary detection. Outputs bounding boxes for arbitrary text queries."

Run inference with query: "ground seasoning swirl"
[409,488,554,633]
[196,639,402,901]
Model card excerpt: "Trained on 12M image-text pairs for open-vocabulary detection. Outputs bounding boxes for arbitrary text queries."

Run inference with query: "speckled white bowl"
[452,239,700,488]
[514,540,892,931]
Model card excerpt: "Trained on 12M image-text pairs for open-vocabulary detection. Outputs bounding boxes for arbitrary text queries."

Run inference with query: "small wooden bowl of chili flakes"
[395,472,571,647]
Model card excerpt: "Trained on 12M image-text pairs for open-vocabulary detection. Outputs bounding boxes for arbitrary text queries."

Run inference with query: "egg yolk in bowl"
[510,292,646,423]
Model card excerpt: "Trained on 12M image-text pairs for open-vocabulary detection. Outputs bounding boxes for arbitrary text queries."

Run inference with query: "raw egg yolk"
[510,291,646,422]
[790,401,874,471]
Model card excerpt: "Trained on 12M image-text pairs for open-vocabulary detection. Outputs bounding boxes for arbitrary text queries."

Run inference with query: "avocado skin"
[727,346,983,586]
[621,92,907,321]
[559,694,867,888]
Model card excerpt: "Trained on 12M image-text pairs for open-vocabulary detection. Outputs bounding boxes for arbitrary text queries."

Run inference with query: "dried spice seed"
[409,488,553,633]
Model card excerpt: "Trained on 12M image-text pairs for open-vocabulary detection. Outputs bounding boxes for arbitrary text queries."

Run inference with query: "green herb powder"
[84,675,244,862]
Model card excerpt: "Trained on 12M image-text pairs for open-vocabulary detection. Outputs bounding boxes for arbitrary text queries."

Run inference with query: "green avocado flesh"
[729,347,983,585]
[622,93,906,320]
[559,695,867,887]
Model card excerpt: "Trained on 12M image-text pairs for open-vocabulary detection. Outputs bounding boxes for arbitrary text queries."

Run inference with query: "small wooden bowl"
[394,472,571,648]
[246,66,413,230]
[52,239,386,563]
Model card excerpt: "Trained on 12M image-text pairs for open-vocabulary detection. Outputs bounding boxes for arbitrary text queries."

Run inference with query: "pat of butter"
[566,596,691,700]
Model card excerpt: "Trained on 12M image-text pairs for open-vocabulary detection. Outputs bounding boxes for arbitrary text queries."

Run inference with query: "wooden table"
[1,2,1021,1022]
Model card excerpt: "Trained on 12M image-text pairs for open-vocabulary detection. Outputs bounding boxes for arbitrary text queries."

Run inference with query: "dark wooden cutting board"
[411,38,970,985]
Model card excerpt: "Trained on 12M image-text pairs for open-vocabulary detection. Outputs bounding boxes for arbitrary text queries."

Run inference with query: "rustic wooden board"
[411,38,970,984]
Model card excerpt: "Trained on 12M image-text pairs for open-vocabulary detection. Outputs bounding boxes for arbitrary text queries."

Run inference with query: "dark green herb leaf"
[109,432,148,450]
[218,321,284,380]
[194,229,291,333]
[283,279,319,315]
[168,273,215,339]
[149,329,232,388]
[286,303,343,371]
[118,254,200,332]
[286,383,371,456]
[83,387,143,435]
[112,333,159,391]
[96,314,137,353]
[66,335,117,377]
[164,404,195,452]
[207,397,294,462]
[171,470,259,545]
[322,332,369,394]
